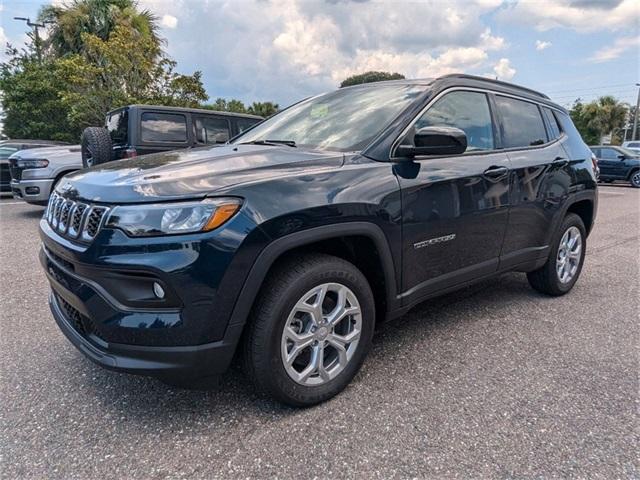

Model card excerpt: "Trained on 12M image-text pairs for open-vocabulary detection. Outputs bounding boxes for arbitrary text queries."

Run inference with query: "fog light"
[153,282,165,299]
[25,187,40,195]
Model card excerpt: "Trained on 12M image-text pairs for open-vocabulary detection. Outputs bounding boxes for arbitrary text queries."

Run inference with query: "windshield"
[233,84,426,151]
[0,147,18,160]
[619,147,640,157]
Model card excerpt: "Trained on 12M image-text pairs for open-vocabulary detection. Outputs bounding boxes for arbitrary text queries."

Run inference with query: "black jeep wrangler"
[80,105,263,167]
[41,75,597,406]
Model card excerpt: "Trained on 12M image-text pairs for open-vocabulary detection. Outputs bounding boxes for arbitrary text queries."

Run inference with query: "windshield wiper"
[240,139,297,148]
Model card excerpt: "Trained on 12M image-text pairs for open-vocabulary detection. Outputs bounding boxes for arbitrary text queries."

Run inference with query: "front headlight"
[17,159,49,168]
[106,198,242,237]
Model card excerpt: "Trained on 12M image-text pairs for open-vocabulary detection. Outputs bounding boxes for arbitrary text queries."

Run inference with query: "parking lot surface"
[1,186,638,479]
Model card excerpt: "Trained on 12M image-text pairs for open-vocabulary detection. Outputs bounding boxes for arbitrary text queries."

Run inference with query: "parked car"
[621,141,640,154]
[0,140,68,193]
[81,105,263,167]
[590,145,640,188]
[9,145,82,205]
[40,74,597,406]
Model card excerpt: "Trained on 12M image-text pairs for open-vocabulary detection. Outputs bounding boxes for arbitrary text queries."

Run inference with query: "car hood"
[58,144,344,203]
[11,144,81,160]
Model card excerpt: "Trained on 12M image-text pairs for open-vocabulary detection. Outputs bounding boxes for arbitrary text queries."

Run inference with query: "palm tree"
[583,96,629,144]
[39,0,161,58]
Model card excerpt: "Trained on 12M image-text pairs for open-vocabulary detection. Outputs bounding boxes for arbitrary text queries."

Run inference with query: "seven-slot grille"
[46,191,109,242]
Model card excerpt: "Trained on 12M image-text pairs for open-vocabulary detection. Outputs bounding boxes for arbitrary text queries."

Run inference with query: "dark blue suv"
[40,75,598,406]
[590,145,640,188]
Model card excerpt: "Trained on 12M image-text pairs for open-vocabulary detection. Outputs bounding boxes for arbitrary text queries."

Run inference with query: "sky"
[1,0,639,110]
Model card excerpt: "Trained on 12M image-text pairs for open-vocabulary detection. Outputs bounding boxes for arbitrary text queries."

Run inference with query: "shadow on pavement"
[65,272,544,425]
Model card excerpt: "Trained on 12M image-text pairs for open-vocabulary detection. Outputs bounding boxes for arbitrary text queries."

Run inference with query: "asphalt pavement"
[0,185,638,479]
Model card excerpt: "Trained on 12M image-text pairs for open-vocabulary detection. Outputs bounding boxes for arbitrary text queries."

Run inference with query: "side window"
[414,91,495,151]
[600,148,618,160]
[194,116,230,144]
[496,96,548,148]
[140,113,187,143]
[542,107,561,140]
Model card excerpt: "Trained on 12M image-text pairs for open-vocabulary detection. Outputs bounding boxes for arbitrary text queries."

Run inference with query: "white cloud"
[142,0,514,105]
[535,40,552,50]
[589,35,640,62]
[160,14,178,29]
[497,0,639,32]
[493,58,516,80]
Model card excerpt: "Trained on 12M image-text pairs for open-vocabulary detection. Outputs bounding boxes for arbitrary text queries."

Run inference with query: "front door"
[395,90,510,302]
[597,147,623,178]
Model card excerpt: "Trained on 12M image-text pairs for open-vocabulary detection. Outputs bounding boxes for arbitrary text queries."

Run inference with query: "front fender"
[225,222,400,332]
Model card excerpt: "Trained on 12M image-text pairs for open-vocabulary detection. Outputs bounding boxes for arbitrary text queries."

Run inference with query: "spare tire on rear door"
[81,127,112,168]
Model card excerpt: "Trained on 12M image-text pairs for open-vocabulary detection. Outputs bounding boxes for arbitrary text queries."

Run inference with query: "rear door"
[396,89,511,301]
[495,96,570,268]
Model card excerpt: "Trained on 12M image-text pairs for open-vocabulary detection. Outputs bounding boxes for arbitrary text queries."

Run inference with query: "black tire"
[242,253,375,407]
[81,127,112,168]
[629,170,640,188]
[527,213,586,296]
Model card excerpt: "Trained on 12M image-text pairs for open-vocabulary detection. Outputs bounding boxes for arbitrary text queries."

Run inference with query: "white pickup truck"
[10,145,81,206]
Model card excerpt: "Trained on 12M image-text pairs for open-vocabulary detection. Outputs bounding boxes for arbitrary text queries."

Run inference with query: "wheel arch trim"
[226,222,400,330]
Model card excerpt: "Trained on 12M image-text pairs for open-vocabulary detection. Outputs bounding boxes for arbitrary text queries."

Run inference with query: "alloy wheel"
[556,226,582,284]
[281,282,362,386]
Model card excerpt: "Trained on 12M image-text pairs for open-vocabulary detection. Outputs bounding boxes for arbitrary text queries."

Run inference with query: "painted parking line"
[0,201,28,206]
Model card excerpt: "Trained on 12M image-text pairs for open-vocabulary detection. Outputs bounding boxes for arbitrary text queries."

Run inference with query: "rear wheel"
[630,170,640,188]
[527,213,586,296]
[81,127,112,168]
[242,253,375,407]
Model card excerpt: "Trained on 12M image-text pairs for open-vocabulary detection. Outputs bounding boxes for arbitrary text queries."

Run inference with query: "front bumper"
[11,178,54,203]
[42,244,244,379]
[49,291,243,378]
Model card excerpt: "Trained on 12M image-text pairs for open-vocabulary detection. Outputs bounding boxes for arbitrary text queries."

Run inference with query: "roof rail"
[437,74,550,100]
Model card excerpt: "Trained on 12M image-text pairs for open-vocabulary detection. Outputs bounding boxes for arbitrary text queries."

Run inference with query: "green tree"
[247,101,279,117]
[1,0,207,140]
[57,26,207,128]
[340,71,405,88]
[581,96,628,144]
[39,0,161,58]
[569,100,600,146]
[0,48,79,142]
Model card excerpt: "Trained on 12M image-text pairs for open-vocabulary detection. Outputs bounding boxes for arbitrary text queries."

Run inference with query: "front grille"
[8,158,23,181]
[46,192,109,242]
[0,161,11,184]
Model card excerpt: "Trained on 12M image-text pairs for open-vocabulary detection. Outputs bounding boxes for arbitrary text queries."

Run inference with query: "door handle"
[483,165,509,180]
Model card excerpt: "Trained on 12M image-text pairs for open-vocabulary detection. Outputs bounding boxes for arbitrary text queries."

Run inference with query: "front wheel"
[630,170,640,188]
[527,213,586,296]
[242,253,375,407]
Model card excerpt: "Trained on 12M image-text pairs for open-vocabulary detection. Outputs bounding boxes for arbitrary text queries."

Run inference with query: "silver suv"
[10,145,81,205]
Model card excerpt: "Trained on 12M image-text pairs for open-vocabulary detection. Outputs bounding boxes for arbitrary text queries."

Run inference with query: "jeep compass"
[40,74,598,406]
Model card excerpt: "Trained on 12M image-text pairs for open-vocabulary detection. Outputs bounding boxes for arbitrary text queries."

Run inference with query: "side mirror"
[617,154,626,160]
[396,126,467,158]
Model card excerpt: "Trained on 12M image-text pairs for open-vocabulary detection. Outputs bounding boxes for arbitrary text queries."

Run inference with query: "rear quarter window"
[495,96,548,148]
[542,107,562,140]
[140,112,188,143]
